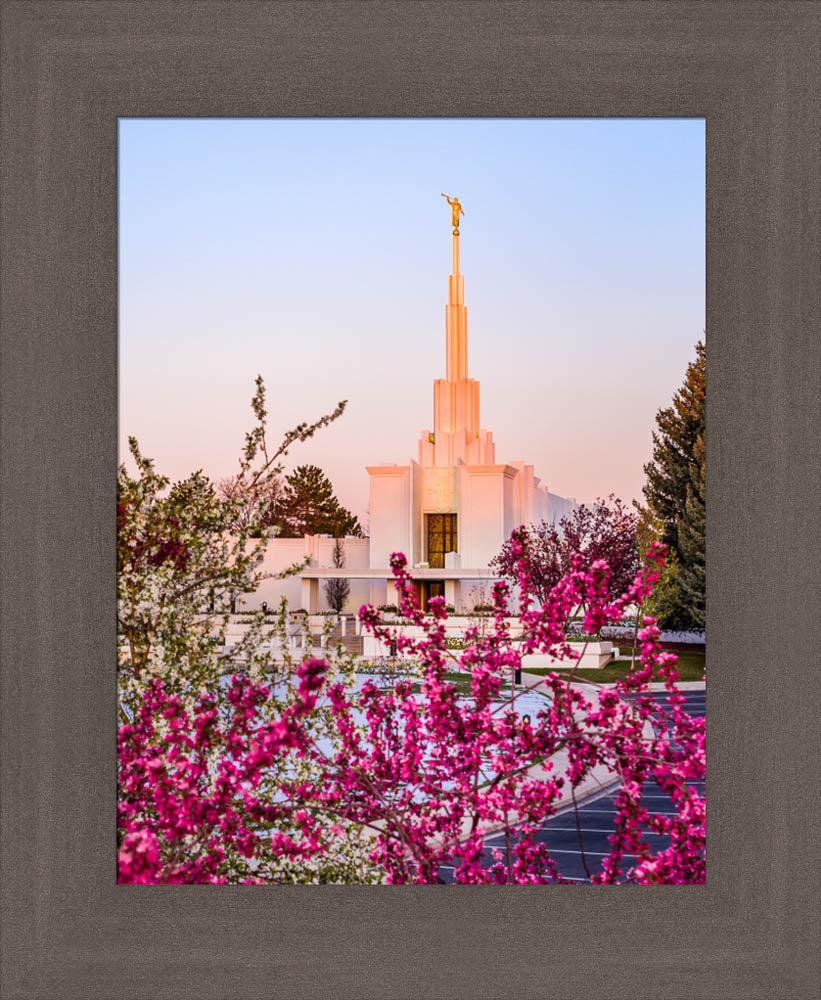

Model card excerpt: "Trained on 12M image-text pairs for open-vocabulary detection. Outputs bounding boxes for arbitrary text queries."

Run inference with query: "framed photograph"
[116,115,706,889]
[2,2,818,997]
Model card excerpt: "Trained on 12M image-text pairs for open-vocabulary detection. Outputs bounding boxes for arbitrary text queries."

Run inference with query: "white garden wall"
[236,535,371,614]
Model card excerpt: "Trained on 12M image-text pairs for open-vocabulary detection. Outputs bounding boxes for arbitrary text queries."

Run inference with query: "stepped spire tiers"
[418,216,495,467]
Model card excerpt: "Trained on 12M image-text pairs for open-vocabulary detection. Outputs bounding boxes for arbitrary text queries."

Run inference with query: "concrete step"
[309,633,363,655]
[340,634,364,654]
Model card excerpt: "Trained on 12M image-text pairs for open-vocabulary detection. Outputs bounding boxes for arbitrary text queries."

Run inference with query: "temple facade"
[293,215,576,614]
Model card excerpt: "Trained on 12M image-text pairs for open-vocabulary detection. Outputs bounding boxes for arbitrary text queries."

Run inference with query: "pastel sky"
[119,118,704,523]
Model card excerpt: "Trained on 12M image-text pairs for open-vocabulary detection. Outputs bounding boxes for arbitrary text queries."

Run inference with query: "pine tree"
[643,341,706,630]
[677,433,705,628]
[280,464,362,538]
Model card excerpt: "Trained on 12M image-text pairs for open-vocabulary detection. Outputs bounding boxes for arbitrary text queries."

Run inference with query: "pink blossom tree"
[491,495,640,611]
[119,541,705,885]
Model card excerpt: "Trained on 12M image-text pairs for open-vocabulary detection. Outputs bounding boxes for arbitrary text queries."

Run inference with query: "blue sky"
[119,118,704,519]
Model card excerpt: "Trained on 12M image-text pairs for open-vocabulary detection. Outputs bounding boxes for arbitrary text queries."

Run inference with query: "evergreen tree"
[643,341,705,630]
[633,503,680,626]
[677,433,705,628]
[280,464,362,538]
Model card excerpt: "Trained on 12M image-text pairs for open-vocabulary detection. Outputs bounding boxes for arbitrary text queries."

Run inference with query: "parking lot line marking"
[567,809,678,817]
[639,794,700,801]
[537,827,667,835]
[544,849,641,858]
[641,785,704,791]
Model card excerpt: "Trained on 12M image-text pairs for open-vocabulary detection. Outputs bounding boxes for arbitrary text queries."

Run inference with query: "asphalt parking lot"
[439,688,706,884]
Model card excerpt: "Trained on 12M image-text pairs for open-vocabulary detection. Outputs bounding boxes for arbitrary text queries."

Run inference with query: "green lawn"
[372,657,705,694]
[522,652,706,684]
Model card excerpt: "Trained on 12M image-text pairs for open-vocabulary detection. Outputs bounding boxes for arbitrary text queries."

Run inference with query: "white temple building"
[250,211,576,614]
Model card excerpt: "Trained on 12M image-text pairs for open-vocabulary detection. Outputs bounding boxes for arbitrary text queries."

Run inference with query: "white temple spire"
[417,205,495,468]
[445,232,469,382]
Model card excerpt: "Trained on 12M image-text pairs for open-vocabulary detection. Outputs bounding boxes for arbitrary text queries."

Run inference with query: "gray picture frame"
[1,2,819,997]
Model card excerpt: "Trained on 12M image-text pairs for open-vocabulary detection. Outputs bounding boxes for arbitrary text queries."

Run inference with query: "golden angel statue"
[441,193,464,235]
